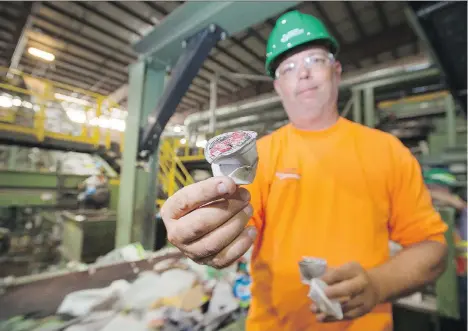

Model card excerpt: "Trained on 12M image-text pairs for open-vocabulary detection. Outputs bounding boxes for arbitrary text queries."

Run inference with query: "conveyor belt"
[0,129,98,154]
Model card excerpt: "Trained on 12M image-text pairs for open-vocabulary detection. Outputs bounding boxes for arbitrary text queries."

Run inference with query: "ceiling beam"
[342,24,417,65]
[25,45,127,84]
[21,59,116,93]
[27,38,128,80]
[212,47,262,74]
[41,2,134,48]
[32,20,134,65]
[20,62,112,95]
[110,2,155,27]
[203,57,245,88]
[21,56,122,91]
[344,2,378,65]
[311,2,360,68]
[246,28,267,46]
[374,2,398,59]
[74,2,142,37]
[5,1,34,69]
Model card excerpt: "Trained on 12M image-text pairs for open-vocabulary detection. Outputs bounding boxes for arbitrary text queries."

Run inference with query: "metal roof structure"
[0,1,423,123]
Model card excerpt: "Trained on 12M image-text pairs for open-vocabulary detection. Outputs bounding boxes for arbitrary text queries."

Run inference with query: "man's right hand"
[161,176,257,269]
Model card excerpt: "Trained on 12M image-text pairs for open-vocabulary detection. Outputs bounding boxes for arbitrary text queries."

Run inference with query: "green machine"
[0,145,121,276]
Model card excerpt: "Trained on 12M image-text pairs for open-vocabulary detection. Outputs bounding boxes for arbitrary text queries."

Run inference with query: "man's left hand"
[311,262,380,322]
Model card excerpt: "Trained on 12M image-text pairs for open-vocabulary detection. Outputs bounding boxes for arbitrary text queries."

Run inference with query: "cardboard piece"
[151,285,207,312]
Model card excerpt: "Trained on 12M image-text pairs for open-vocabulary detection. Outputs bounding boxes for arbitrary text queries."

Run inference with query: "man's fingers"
[182,207,253,259]
[342,297,365,314]
[161,176,239,220]
[324,277,365,300]
[315,313,337,323]
[321,262,361,285]
[310,303,318,313]
[170,189,251,245]
[204,226,257,269]
[343,306,365,319]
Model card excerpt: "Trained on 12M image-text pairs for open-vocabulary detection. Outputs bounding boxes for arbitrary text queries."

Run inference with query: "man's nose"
[298,65,311,79]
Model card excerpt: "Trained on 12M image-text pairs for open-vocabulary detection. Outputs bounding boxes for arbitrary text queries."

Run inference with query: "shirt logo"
[276,169,301,180]
[281,28,304,43]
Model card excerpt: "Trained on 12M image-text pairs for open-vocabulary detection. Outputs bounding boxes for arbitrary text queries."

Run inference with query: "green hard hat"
[265,10,340,78]
[423,167,457,187]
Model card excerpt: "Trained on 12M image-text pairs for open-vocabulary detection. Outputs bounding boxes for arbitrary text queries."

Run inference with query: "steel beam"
[352,89,362,124]
[116,62,166,249]
[133,1,298,67]
[352,68,440,90]
[445,95,456,148]
[138,24,225,157]
[363,87,375,128]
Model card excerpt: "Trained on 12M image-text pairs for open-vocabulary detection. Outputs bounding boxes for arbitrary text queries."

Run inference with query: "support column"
[7,146,18,170]
[445,95,456,148]
[363,87,375,128]
[208,75,218,134]
[116,60,166,249]
[352,89,362,124]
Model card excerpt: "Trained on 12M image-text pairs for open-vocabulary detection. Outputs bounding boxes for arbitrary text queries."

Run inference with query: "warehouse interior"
[0,1,466,330]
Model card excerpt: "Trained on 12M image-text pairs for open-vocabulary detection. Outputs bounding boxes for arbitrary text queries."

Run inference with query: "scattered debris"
[0,245,252,331]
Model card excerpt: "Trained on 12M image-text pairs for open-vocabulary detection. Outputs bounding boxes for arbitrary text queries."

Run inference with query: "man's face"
[273,45,342,125]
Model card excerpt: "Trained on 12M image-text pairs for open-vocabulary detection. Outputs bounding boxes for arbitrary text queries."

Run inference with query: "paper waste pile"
[0,246,253,331]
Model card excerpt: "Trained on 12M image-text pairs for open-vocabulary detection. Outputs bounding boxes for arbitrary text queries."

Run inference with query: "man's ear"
[273,79,283,97]
[334,61,342,83]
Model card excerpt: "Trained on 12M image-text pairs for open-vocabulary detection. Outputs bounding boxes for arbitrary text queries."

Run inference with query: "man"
[424,167,467,323]
[161,11,448,331]
[77,167,110,209]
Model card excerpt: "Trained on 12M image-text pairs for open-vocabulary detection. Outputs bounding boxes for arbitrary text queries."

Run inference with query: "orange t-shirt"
[243,117,447,331]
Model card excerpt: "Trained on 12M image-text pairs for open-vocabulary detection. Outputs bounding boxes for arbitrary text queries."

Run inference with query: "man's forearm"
[368,240,448,304]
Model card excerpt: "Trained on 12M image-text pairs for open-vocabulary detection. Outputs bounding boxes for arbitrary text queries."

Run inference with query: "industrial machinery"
[0,145,121,277]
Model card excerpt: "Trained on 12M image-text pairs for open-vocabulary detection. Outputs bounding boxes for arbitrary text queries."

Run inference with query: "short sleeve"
[241,143,269,234]
[388,139,448,246]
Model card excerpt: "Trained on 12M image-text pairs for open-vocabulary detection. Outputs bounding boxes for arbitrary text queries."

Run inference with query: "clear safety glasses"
[275,53,335,79]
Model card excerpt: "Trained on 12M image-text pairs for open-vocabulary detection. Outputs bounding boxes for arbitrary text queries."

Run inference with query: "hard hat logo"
[280,28,305,43]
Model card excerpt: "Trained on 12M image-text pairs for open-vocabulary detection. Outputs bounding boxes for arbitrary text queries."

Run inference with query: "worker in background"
[161,10,448,331]
[77,167,110,209]
[424,167,467,324]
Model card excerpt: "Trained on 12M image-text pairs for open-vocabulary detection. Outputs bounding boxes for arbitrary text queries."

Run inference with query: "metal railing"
[0,67,124,150]
[0,68,210,207]
[158,139,196,197]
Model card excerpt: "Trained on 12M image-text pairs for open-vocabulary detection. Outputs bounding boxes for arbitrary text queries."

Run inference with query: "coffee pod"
[308,278,344,320]
[298,257,327,284]
[204,131,259,185]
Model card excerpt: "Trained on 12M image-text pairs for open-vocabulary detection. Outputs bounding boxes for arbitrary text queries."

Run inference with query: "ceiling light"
[55,93,90,106]
[196,139,207,148]
[66,109,86,124]
[180,138,187,145]
[22,101,33,109]
[12,98,22,107]
[173,125,182,133]
[28,47,55,62]
[0,96,12,108]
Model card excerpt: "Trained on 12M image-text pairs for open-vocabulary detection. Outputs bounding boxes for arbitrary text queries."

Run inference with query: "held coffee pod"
[298,257,344,320]
[204,131,259,185]
[308,278,344,320]
[298,257,327,284]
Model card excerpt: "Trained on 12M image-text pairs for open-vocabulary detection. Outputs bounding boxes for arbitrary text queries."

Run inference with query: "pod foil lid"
[204,131,257,164]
